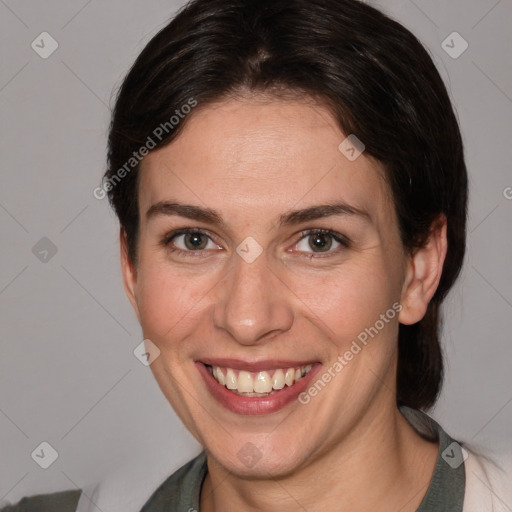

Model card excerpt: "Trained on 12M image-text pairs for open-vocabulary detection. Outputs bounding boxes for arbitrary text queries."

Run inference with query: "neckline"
[141,407,465,511]
[400,407,466,511]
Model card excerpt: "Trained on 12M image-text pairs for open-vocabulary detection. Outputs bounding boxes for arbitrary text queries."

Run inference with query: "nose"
[212,250,294,346]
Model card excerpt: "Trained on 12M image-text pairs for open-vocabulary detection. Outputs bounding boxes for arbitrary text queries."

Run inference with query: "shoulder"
[80,451,206,511]
[0,490,82,512]
[400,406,512,511]
[463,442,512,512]
[139,452,207,511]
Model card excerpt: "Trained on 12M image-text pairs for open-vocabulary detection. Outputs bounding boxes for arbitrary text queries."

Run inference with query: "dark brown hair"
[104,0,468,410]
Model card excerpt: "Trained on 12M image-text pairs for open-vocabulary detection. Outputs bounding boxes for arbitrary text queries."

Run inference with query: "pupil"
[309,233,332,252]
[185,232,207,250]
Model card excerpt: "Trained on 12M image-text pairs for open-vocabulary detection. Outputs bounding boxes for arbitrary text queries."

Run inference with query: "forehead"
[138,96,394,226]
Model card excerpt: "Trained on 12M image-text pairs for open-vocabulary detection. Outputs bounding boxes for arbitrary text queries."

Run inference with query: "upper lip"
[198,358,317,372]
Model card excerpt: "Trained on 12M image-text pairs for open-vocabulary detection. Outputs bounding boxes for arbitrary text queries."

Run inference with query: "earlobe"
[120,229,141,323]
[398,215,448,325]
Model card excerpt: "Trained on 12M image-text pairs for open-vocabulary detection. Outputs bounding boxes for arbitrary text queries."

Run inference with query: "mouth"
[206,363,313,396]
[196,359,321,415]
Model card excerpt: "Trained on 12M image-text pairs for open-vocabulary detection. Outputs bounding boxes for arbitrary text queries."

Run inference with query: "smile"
[206,364,313,396]
[196,359,321,415]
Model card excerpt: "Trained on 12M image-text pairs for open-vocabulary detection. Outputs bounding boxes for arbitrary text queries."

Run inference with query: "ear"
[399,215,448,325]
[120,229,141,324]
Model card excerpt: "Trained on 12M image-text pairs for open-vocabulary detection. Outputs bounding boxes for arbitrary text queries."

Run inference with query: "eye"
[292,229,349,255]
[163,228,222,254]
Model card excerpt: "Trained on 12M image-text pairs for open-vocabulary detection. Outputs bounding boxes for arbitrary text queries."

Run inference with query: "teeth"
[208,364,314,394]
[272,369,285,390]
[216,368,225,386]
[254,371,272,393]
[225,368,237,390]
[237,371,254,393]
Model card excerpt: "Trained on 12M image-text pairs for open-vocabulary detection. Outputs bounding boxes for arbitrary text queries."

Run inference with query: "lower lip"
[195,362,322,415]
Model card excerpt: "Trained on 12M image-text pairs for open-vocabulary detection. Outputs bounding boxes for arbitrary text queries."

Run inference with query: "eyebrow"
[145,200,371,228]
[277,202,371,226]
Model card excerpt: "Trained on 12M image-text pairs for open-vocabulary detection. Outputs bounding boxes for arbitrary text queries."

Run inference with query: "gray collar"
[140,407,465,511]
[400,406,465,511]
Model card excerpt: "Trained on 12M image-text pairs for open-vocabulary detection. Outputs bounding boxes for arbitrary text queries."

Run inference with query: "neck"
[200,403,438,512]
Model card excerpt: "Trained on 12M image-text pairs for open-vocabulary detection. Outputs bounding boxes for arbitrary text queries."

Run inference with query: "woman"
[3,0,510,510]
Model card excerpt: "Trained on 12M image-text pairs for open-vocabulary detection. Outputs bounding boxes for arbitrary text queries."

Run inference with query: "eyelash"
[160,228,350,258]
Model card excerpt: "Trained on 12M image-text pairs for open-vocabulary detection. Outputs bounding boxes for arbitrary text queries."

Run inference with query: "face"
[122,95,414,477]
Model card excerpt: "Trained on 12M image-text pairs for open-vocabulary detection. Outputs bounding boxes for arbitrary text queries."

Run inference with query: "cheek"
[295,262,400,349]
[134,261,210,343]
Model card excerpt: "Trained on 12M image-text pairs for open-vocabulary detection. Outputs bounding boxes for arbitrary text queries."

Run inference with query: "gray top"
[140,406,466,511]
[0,490,82,512]
[1,407,465,511]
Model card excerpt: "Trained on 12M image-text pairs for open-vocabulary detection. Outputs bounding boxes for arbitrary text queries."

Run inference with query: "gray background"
[1,0,511,504]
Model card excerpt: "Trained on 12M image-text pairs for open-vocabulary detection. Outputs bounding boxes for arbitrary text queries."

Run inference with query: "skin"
[121,95,448,511]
